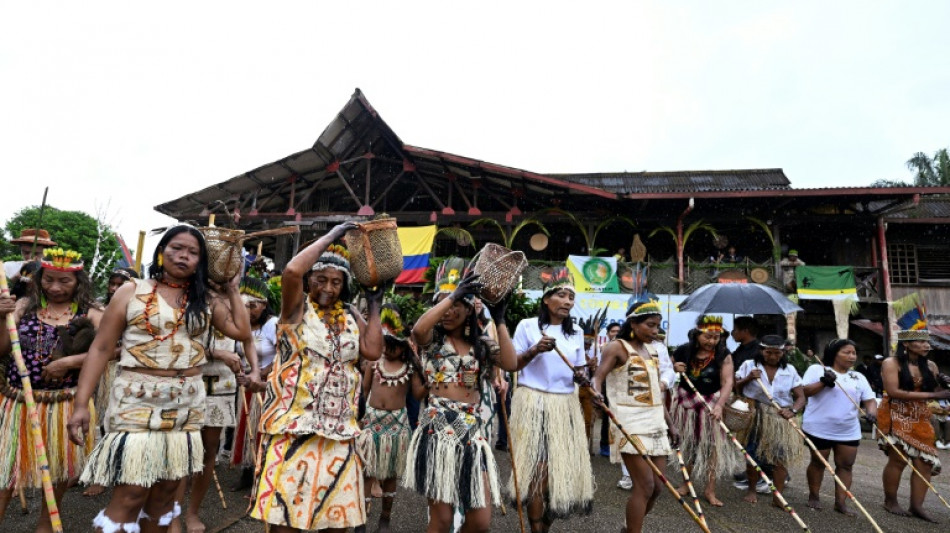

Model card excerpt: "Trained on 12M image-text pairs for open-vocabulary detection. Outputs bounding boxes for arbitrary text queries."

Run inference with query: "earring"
[464,324,471,337]
[158,253,164,268]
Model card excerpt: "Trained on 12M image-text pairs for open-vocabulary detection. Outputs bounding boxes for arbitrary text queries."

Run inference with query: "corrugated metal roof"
[883,196,950,220]
[550,169,790,194]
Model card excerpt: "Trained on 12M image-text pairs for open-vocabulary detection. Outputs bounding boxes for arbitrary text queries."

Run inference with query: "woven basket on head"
[344,218,403,287]
[471,243,528,305]
[199,226,299,284]
[722,395,756,436]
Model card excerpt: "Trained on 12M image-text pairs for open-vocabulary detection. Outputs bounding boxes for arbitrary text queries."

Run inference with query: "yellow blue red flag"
[395,225,436,284]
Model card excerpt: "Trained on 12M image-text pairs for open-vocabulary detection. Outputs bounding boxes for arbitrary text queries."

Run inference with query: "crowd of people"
[0,224,948,532]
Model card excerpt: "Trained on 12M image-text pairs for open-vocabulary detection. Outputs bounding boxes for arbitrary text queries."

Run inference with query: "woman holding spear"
[800,339,877,516]
[593,299,681,533]
[0,248,101,533]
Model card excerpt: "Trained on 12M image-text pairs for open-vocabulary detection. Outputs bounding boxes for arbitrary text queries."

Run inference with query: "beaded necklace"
[160,277,189,289]
[312,300,346,337]
[38,303,76,322]
[375,359,412,387]
[144,281,189,342]
[689,351,714,378]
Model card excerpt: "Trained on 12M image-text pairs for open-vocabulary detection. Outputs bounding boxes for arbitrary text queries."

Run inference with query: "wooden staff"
[212,469,228,509]
[18,486,28,515]
[0,264,63,533]
[752,377,882,532]
[806,352,950,511]
[673,447,706,528]
[498,379,525,533]
[545,342,710,533]
[678,372,811,532]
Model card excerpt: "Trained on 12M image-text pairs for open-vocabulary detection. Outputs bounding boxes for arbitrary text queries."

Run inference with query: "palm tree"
[469,217,547,249]
[435,226,476,248]
[906,148,950,186]
[538,208,636,255]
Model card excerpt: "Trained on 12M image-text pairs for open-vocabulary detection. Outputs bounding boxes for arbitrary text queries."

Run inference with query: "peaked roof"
[551,168,790,194]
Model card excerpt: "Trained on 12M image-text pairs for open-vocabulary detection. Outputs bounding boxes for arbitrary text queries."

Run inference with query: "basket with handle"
[199,225,300,284]
[344,217,403,287]
[722,395,757,436]
[470,243,528,305]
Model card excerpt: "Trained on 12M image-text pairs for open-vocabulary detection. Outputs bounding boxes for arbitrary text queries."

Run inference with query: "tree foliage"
[906,148,950,186]
[4,205,123,293]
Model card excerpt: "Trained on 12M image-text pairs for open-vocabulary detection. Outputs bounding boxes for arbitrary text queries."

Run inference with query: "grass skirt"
[80,370,205,487]
[358,405,411,480]
[94,360,117,433]
[508,386,593,518]
[231,388,262,468]
[0,390,96,490]
[250,433,365,529]
[671,386,742,481]
[404,395,500,513]
[747,403,806,467]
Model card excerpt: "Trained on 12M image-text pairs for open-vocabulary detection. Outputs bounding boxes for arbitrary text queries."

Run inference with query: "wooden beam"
[370,170,406,208]
[334,168,364,208]
[413,172,447,209]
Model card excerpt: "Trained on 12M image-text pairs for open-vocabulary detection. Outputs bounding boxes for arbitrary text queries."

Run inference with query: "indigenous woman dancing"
[800,338,876,515]
[67,225,252,533]
[230,277,278,492]
[509,267,593,532]
[592,299,678,533]
[0,248,101,533]
[734,334,806,507]
[404,258,517,533]
[251,223,384,533]
[879,328,950,522]
[671,315,740,507]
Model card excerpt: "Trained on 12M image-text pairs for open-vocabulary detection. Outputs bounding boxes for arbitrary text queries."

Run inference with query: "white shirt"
[735,359,802,408]
[653,341,676,391]
[4,261,24,281]
[801,364,874,441]
[513,317,585,394]
[254,316,279,368]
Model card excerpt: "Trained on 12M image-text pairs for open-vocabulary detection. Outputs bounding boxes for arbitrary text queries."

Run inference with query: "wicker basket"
[199,226,299,284]
[471,243,528,304]
[345,218,403,287]
[723,395,756,435]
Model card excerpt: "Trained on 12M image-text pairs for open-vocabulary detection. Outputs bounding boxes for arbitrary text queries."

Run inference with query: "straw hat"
[10,228,56,247]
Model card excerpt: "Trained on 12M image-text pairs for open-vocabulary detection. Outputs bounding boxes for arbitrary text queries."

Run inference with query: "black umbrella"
[678,283,803,315]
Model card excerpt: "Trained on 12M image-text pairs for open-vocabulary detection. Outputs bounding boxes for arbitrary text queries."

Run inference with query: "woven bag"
[723,395,757,434]
[471,243,528,304]
[344,218,403,287]
[199,226,299,284]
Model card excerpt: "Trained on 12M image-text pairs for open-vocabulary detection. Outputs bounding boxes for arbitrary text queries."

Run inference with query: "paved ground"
[5,420,950,532]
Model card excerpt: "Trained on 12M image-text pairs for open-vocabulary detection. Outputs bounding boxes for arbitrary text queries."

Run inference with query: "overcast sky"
[3,1,949,253]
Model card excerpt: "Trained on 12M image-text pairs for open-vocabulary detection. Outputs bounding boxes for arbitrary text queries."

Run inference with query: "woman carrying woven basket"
[0,248,102,533]
[67,225,253,533]
[251,222,385,533]
[592,299,679,533]
[800,339,876,516]
[509,267,593,531]
[671,315,740,507]
[403,258,518,532]
[733,334,806,507]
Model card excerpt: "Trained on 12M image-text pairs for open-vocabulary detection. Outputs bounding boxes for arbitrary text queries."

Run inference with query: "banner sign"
[566,255,620,293]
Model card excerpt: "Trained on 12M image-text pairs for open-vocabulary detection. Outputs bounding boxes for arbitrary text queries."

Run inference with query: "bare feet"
[882,501,911,517]
[742,493,757,504]
[81,484,105,497]
[371,479,383,499]
[807,495,822,510]
[378,517,392,533]
[704,492,724,507]
[834,502,856,517]
[910,506,939,523]
[185,513,206,533]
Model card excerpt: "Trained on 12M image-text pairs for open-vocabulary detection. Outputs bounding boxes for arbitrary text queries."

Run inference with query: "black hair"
[606,322,621,333]
[251,299,275,328]
[895,341,938,393]
[383,336,412,363]
[681,323,730,367]
[303,267,353,303]
[733,316,759,336]
[753,341,788,369]
[538,291,577,336]
[432,297,494,383]
[618,313,661,343]
[147,225,210,336]
[11,261,41,299]
[821,338,856,368]
[26,265,99,316]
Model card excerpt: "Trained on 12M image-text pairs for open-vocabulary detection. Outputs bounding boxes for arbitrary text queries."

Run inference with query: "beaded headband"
[897,329,931,342]
[542,267,575,296]
[41,248,83,272]
[239,276,270,304]
[627,299,662,318]
[698,315,724,333]
[311,244,351,275]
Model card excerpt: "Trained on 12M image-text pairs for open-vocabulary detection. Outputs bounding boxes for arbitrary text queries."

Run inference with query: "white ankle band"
[156,501,182,526]
[93,510,142,533]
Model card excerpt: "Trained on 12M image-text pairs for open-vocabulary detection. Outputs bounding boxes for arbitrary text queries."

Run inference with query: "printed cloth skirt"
[250,433,365,529]
[507,386,593,518]
[0,386,96,490]
[404,395,501,514]
[610,404,672,461]
[878,396,941,474]
[201,358,237,428]
[80,369,205,487]
[357,405,411,480]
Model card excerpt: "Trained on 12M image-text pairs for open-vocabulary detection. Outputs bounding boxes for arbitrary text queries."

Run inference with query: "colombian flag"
[395,225,436,284]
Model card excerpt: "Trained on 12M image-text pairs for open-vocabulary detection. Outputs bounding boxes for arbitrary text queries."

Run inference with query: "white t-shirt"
[735,359,802,408]
[4,261,24,282]
[801,364,874,441]
[653,341,676,391]
[512,317,585,394]
[253,316,279,369]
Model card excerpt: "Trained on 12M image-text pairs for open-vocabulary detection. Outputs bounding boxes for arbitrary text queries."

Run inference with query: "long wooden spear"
[752,377,882,532]
[806,352,950,511]
[543,339,710,533]
[678,372,811,532]
[498,384,525,533]
[29,187,50,259]
[0,264,63,533]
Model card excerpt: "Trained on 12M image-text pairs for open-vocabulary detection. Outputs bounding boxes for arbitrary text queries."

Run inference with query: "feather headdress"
[542,266,575,296]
